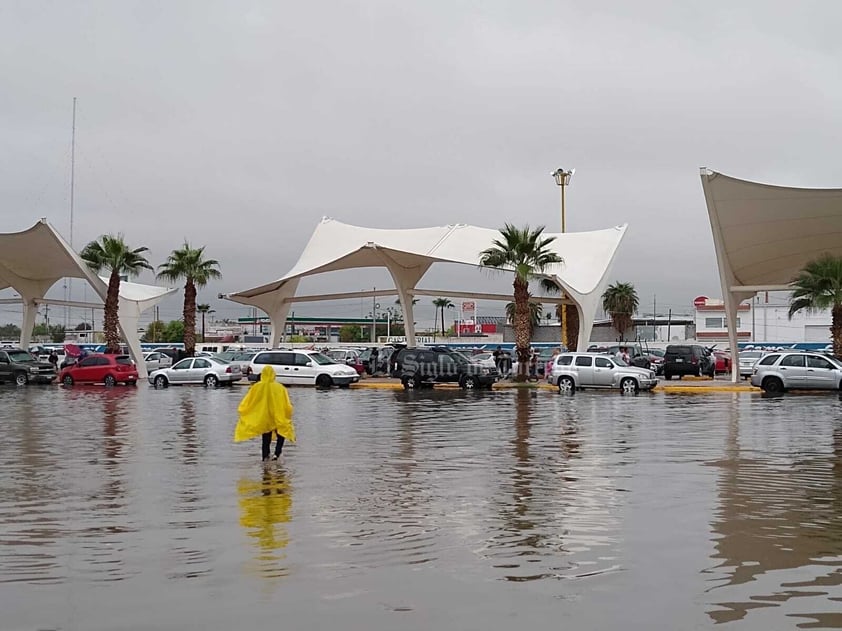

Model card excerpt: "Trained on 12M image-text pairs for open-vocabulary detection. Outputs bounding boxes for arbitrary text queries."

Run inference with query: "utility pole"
[369,289,382,344]
[653,294,656,341]
[667,309,672,342]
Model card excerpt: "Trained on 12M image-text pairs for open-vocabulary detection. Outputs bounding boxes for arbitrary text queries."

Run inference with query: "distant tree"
[161,320,185,343]
[602,282,639,342]
[74,322,92,331]
[196,303,213,342]
[0,324,21,338]
[339,324,366,343]
[432,298,454,336]
[540,278,579,351]
[788,254,842,356]
[81,233,152,353]
[157,242,221,356]
[49,325,66,343]
[505,300,543,335]
[142,320,167,343]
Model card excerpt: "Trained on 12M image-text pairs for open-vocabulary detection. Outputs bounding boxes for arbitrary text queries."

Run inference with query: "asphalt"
[350,375,759,393]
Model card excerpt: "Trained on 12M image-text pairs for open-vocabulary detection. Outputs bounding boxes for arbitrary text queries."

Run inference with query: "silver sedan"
[148,356,242,388]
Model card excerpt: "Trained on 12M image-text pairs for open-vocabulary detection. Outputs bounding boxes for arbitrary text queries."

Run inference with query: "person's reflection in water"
[238,466,292,584]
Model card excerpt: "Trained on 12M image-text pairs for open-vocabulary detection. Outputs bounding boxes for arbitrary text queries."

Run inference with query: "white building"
[693,295,832,344]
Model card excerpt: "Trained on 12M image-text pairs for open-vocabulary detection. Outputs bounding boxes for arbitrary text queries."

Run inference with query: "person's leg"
[261,432,271,460]
[273,436,285,459]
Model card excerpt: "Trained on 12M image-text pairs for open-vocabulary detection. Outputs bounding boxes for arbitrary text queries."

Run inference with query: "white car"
[148,356,242,388]
[737,350,766,379]
[143,351,172,372]
[249,349,360,388]
[468,352,497,369]
[547,352,658,394]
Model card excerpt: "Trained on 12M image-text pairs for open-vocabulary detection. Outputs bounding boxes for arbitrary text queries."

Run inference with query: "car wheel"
[62,374,74,386]
[558,376,575,394]
[620,377,639,394]
[462,376,477,389]
[154,375,168,388]
[104,374,117,387]
[315,374,332,388]
[410,375,423,390]
[762,377,784,394]
[664,373,672,381]
[14,372,28,386]
[204,374,219,388]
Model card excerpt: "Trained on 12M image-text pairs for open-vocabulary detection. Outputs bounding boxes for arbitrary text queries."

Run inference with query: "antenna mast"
[66,97,77,329]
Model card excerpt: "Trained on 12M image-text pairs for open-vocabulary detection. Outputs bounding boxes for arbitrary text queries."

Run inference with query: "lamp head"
[552,168,574,187]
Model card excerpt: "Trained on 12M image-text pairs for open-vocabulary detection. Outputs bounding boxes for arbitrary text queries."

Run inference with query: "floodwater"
[3,384,842,630]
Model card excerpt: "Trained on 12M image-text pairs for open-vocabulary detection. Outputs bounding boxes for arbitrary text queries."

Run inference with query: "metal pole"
[560,183,567,349]
[371,287,376,343]
[667,309,672,342]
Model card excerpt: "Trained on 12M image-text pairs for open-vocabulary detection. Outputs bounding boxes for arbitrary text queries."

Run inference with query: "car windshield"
[612,356,629,367]
[116,356,134,365]
[308,352,337,365]
[7,351,35,363]
[740,351,764,359]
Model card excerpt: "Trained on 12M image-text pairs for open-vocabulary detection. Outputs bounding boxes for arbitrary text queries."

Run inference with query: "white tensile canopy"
[0,219,178,377]
[701,169,842,380]
[225,218,629,350]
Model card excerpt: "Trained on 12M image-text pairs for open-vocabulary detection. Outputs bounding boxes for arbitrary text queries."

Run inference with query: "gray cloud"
[2,0,840,327]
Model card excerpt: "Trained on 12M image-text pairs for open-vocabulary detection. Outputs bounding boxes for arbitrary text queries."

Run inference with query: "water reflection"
[707,399,842,626]
[238,465,292,581]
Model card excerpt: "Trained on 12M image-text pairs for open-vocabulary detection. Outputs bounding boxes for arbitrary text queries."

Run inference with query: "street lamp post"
[552,168,574,349]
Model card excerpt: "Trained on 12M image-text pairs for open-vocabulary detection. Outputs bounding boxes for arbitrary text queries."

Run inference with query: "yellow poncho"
[234,365,296,443]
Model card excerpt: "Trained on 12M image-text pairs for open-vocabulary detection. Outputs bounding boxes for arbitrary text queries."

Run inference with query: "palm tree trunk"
[832,304,842,358]
[441,309,445,336]
[513,279,531,381]
[565,305,579,351]
[104,271,121,353]
[183,279,197,355]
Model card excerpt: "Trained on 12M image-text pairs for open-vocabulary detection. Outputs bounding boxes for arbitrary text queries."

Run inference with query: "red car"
[59,353,139,386]
[712,350,732,373]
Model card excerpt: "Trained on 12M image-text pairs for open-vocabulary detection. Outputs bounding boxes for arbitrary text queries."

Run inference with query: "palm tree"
[505,299,543,335]
[157,242,222,356]
[789,254,842,356]
[196,303,212,342]
[602,282,639,342]
[80,234,153,353]
[480,224,562,381]
[540,278,579,351]
[432,297,454,336]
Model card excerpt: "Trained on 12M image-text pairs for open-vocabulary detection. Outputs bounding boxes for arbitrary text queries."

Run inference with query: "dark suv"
[662,344,715,380]
[0,348,58,385]
[397,347,498,390]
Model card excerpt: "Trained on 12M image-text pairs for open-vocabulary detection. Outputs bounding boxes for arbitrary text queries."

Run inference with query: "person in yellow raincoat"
[235,365,295,461]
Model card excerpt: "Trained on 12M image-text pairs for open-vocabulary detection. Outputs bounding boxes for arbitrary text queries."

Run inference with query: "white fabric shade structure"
[225,218,629,350]
[0,219,178,378]
[701,169,842,380]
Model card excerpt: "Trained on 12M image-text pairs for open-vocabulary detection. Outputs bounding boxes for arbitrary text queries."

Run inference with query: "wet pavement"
[2,384,842,629]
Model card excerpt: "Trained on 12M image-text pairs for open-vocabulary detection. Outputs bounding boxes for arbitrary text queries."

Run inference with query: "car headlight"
[29,367,38,373]
[480,368,490,375]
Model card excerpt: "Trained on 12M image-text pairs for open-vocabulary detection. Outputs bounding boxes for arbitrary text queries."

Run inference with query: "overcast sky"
[2,1,841,328]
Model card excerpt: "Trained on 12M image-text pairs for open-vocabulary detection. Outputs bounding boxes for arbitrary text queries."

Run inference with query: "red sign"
[693,295,708,307]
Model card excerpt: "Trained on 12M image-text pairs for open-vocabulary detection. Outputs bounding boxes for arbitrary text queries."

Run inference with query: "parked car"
[59,353,138,386]
[662,344,716,380]
[712,349,732,374]
[737,350,766,379]
[214,350,258,376]
[398,347,498,390]
[750,351,842,393]
[325,348,366,375]
[469,351,497,369]
[249,349,360,388]
[547,352,658,394]
[149,356,242,388]
[0,348,57,385]
[143,351,173,372]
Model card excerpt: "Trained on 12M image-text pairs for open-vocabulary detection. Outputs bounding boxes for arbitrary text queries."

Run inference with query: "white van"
[196,343,230,354]
[249,349,359,388]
